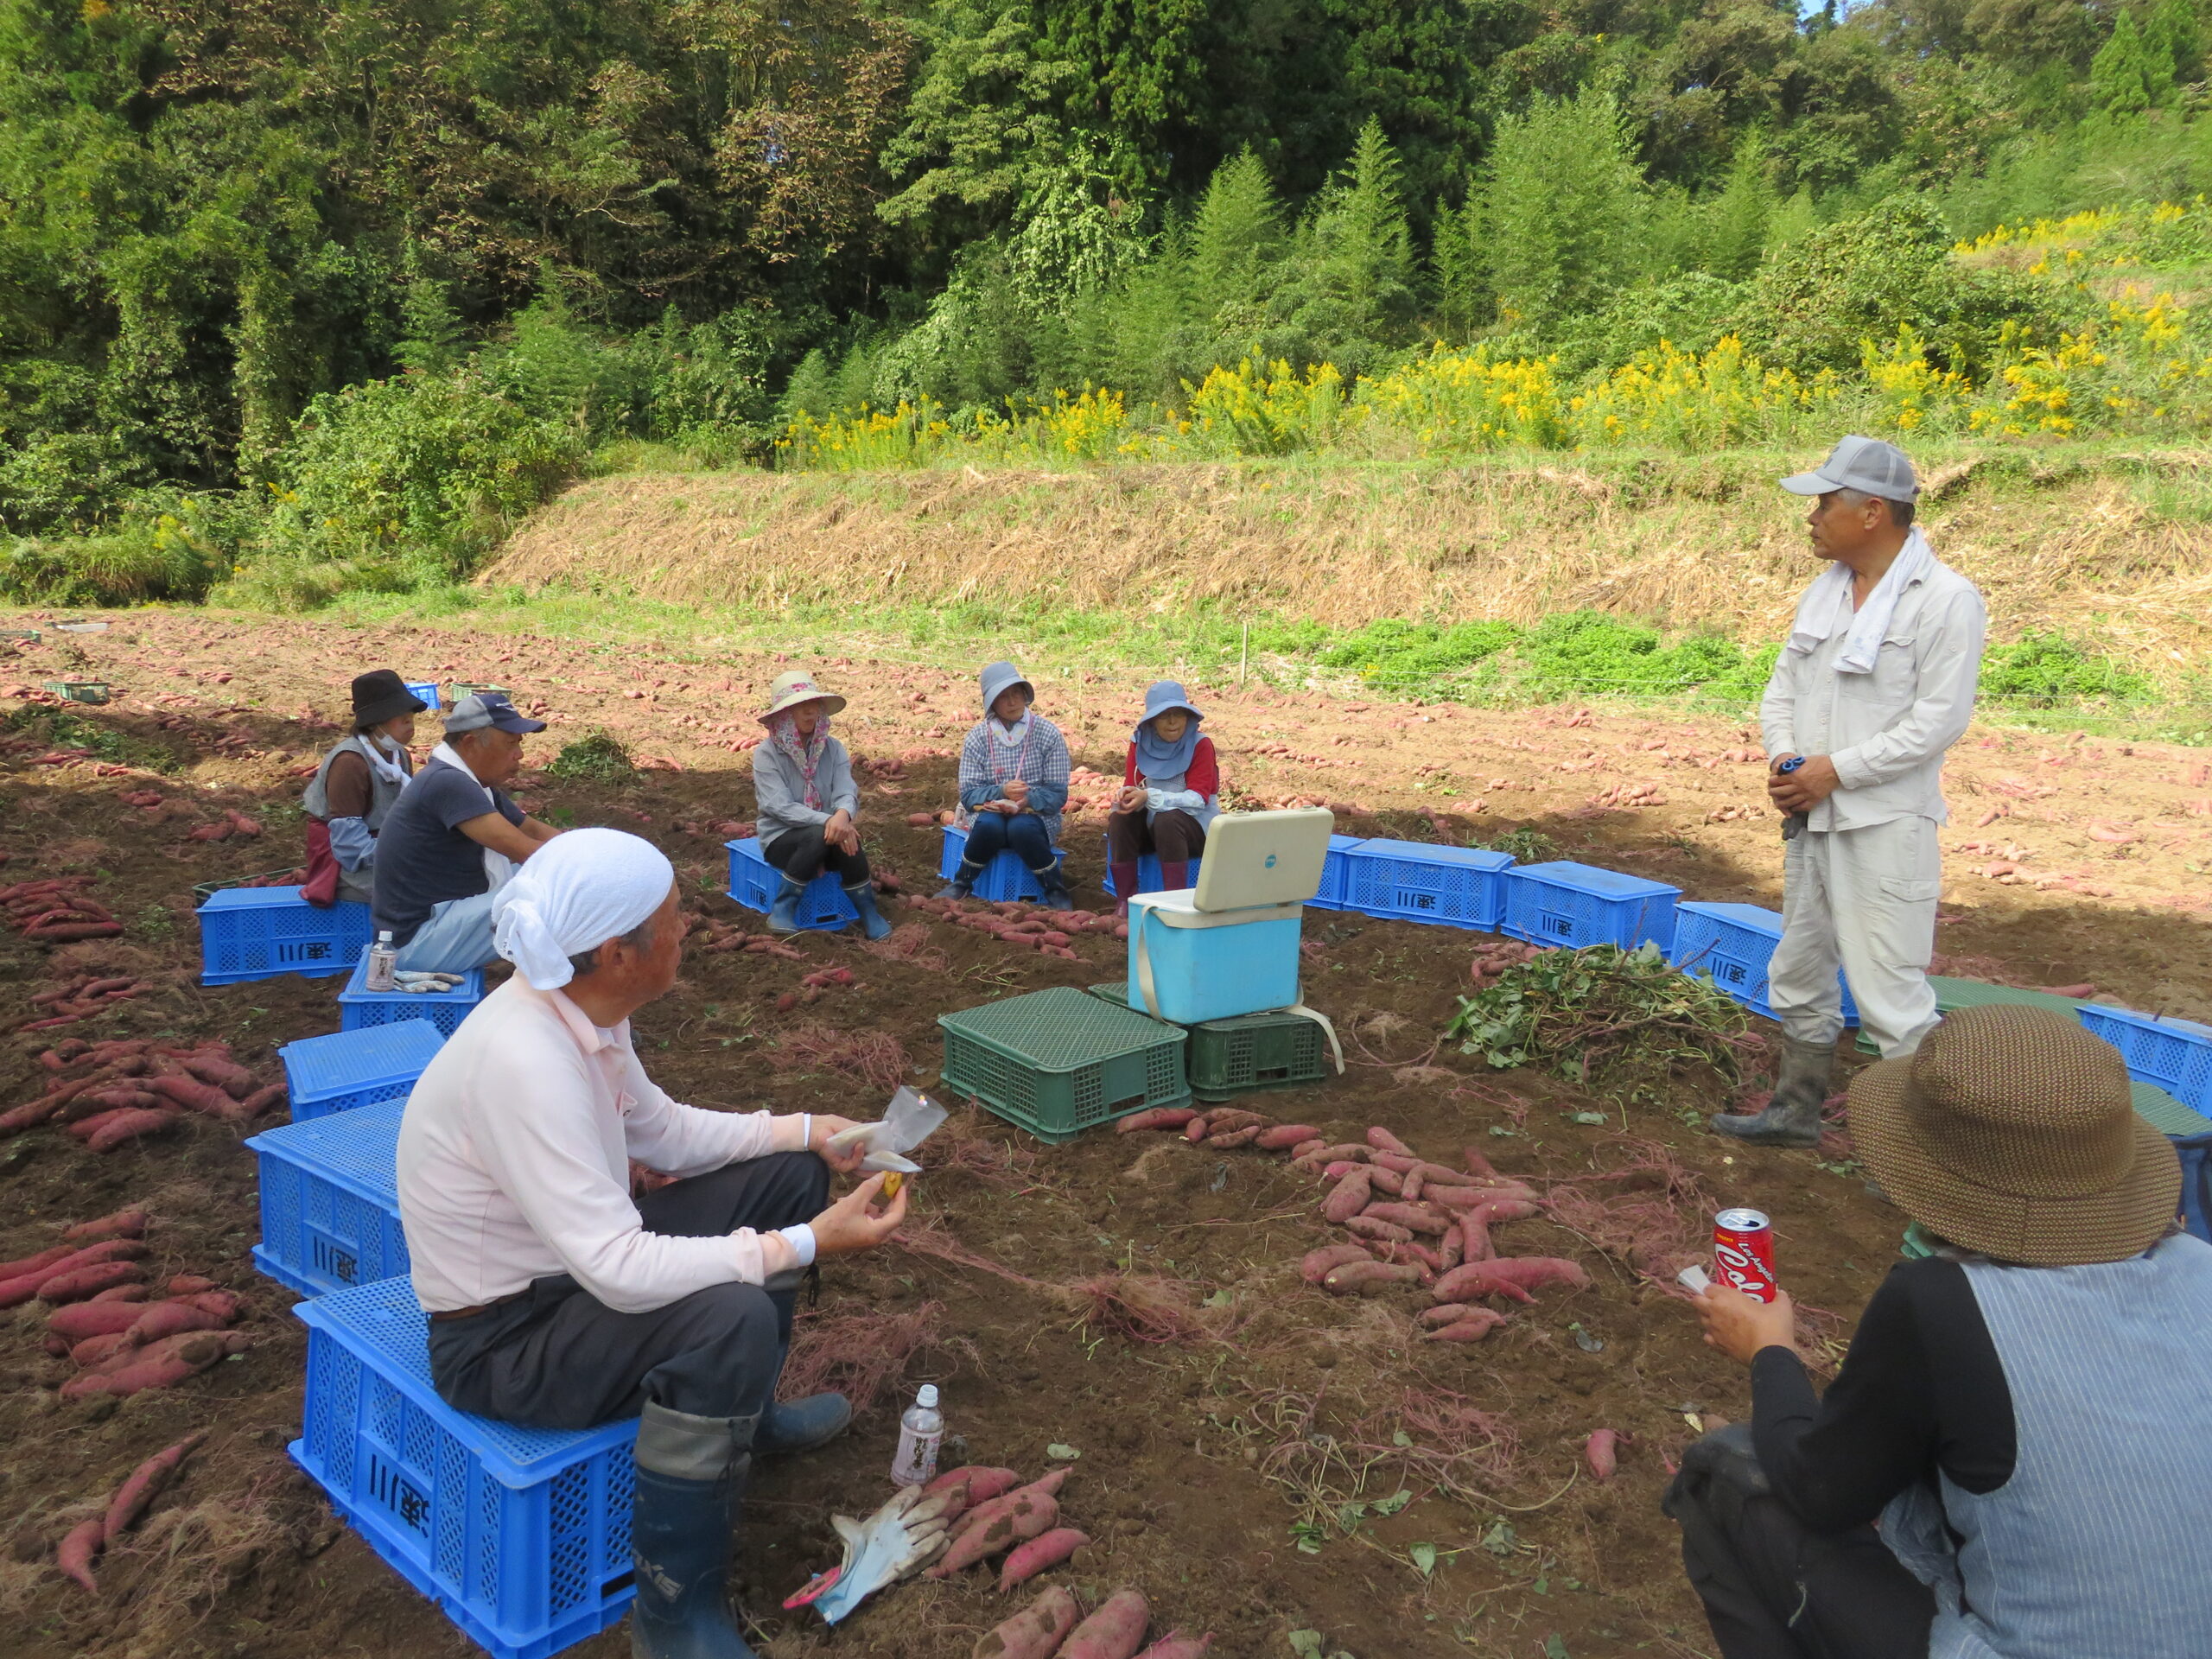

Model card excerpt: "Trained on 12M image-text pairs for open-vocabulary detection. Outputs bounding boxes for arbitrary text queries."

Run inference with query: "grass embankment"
[471,442,2212,735]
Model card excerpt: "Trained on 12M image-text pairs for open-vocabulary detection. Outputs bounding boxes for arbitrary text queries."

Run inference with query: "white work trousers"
[1767,816,1942,1059]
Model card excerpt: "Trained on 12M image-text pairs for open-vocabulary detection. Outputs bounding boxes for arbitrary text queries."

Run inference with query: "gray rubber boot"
[629,1404,760,1659]
[1709,1035,1834,1149]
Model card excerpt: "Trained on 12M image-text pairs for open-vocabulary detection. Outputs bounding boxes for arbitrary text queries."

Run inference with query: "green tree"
[1480,86,1643,326]
[1274,117,1418,374]
[2089,11,2173,115]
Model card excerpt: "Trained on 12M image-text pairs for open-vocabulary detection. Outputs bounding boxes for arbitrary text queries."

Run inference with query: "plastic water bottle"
[890,1384,943,1487]
[365,931,397,994]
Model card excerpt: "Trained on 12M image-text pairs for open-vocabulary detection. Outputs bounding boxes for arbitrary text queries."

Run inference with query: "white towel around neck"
[1785,528,1934,674]
[429,741,520,894]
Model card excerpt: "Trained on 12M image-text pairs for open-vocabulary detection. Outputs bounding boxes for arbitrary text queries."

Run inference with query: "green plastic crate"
[1859,977,2093,1054]
[42,680,108,704]
[938,987,1188,1143]
[1087,983,1328,1102]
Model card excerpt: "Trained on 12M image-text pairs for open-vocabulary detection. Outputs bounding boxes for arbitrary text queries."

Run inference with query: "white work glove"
[810,1484,955,1623]
[1145,786,1206,815]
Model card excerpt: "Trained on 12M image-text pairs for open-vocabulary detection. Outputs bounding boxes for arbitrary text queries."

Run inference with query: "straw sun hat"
[1849,1004,2182,1266]
[758,670,847,726]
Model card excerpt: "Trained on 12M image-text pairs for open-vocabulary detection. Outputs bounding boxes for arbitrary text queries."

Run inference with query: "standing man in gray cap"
[1713,436,1987,1147]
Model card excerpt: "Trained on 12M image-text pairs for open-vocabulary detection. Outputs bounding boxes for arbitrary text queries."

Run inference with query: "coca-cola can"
[1713,1208,1778,1303]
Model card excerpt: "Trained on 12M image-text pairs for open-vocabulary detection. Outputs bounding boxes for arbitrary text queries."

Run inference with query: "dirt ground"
[2,607,2207,1659]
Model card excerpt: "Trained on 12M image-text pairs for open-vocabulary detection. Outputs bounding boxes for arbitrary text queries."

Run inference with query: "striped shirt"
[957,716,1071,842]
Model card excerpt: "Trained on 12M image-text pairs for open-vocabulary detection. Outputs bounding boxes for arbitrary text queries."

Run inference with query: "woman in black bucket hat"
[301,670,427,906]
[1668,1003,2212,1659]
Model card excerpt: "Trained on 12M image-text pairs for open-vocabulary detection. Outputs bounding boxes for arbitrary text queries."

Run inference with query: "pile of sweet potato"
[903,894,1127,957]
[923,1465,1088,1592]
[978,1584,1212,1659]
[55,1431,209,1592]
[1,875,121,944]
[20,974,144,1033]
[1,1039,286,1147]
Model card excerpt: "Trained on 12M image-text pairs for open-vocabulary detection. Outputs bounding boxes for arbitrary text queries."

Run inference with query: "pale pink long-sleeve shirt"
[397,976,811,1314]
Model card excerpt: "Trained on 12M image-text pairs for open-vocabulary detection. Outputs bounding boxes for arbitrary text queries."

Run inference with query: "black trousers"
[1664,1427,1935,1659]
[1105,807,1206,863]
[427,1152,830,1430]
[763,824,870,887]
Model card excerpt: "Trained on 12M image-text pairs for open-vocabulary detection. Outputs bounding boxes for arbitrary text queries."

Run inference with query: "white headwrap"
[492,828,675,991]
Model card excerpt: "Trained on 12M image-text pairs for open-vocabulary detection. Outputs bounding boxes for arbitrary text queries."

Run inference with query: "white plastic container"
[889,1384,944,1487]
[365,931,397,994]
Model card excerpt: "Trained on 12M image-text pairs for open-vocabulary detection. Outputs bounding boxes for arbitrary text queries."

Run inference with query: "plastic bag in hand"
[826,1085,947,1175]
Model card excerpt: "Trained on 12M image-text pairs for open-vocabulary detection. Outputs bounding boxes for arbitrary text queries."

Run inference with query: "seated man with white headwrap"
[397,828,909,1659]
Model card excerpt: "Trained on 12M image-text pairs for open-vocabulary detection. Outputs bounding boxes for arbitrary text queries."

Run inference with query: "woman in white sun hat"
[749,669,890,939]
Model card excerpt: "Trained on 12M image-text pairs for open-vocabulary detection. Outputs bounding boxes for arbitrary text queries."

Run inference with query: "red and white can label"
[1713,1207,1778,1304]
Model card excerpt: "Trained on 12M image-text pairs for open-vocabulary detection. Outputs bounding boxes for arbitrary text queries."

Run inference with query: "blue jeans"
[395,891,501,973]
[963,810,1055,872]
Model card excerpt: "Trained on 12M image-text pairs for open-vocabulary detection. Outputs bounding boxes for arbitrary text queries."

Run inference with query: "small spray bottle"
[365,931,397,993]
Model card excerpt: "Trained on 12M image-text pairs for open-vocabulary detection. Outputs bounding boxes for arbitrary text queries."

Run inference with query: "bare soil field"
[1,607,2206,1659]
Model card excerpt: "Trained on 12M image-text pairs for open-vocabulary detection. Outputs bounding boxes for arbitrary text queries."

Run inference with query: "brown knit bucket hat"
[1850,1003,2181,1266]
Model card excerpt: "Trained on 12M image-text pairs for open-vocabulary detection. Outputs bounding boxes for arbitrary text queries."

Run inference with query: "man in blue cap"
[1713,436,1987,1147]
[373,691,565,972]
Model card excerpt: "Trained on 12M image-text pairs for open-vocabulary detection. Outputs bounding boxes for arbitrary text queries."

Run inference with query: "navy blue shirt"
[370,762,524,944]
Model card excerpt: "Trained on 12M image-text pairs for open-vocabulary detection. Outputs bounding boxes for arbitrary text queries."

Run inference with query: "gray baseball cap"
[1780,434,1920,500]
[444,691,545,734]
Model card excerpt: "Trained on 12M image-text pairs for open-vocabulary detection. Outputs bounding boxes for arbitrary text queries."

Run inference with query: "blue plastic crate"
[1100,842,1205,900]
[339,951,484,1038]
[1340,840,1515,930]
[292,1277,637,1659]
[724,838,855,931]
[940,825,1068,901]
[1306,836,1368,911]
[1503,862,1681,952]
[2078,1005,2212,1114]
[404,680,442,710]
[282,1021,447,1122]
[1669,901,1859,1027]
[198,888,372,986]
[245,1101,410,1296]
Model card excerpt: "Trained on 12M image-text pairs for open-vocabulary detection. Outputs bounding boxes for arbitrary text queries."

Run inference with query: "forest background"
[3,0,2211,721]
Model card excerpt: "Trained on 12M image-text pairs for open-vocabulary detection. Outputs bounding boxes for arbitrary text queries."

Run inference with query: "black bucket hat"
[352,670,428,729]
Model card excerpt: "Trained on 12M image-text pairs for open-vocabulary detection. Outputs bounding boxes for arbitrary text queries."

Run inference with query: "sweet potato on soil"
[1464,1147,1499,1177]
[48,1302,147,1341]
[1432,1256,1588,1306]
[87,1108,181,1151]
[1419,1303,1481,1328]
[63,1207,146,1242]
[1206,1125,1262,1148]
[1059,1588,1151,1659]
[0,1244,76,1281]
[124,1300,229,1344]
[1289,1138,1325,1160]
[38,1261,146,1303]
[931,1491,1059,1577]
[1456,1212,1494,1263]
[997,1526,1088,1591]
[1423,1310,1510,1343]
[1321,1168,1372,1224]
[1181,1117,1208,1144]
[165,1274,218,1294]
[149,1074,246,1121]
[91,1284,149,1303]
[1366,1126,1414,1156]
[180,1053,255,1095]
[236,1084,288,1118]
[57,1516,103,1592]
[1424,1181,1541,1211]
[1361,1201,1452,1236]
[923,1465,1022,1509]
[1365,1239,1441,1274]
[104,1431,207,1542]
[1472,1197,1543,1224]
[1132,1634,1215,1658]
[1585,1429,1622,1483]
[1300,1244,1371,1285]
[1255,1123,1319,1150]
[1321,1261,1421,1297]
[1116,1108,1198,1134]
[172,1290,248,1320]
[1437,1223,1465,1273]
[71,1332,135,1368]
[1344,1216,1414,1244]
[972,1585,1080,1659]
[59,1331,247,1399]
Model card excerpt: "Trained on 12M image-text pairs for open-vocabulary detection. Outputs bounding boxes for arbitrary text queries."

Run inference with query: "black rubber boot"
[1033,862,1075,912]
[1709,1036,1834,1149]
[628,1404,760,1659]
[765,877,805,936]
[936,860,984,900]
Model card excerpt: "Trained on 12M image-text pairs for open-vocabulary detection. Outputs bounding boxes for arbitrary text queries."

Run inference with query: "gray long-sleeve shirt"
[752,735,860,842]
[1760,547,1987,831]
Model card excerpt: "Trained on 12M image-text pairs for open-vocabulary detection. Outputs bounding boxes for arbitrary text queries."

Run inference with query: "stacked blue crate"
[293,1277,638,1659]
[245,1101,409,1296]
[281,1021,447,1121]
[339,953,484,1038]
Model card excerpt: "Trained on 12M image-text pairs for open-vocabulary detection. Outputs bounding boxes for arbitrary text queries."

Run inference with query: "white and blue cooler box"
[1123,808,1334,1025]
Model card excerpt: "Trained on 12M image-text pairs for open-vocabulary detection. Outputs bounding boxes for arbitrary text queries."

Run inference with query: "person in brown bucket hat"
[1665,1005,2212,1659]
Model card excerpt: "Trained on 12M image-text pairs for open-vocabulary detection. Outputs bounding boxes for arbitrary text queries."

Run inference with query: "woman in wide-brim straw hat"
[1667,1004,2212,1659]
[940,659,1074,910]
[1107,679,1221,911]
[749,670,890,939]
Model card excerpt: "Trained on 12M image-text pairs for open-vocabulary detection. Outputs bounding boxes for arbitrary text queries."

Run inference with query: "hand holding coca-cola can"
[1712,1208,1779,1304]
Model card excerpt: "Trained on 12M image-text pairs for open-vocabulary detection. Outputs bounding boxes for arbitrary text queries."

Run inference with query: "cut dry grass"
[485,450,2212,688]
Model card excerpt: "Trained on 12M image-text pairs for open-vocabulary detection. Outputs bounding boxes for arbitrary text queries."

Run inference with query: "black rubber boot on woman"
[629,1403,760,1659]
